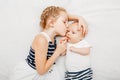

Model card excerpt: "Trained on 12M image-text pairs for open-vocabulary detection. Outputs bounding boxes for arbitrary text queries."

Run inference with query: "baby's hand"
[69,46,76,52]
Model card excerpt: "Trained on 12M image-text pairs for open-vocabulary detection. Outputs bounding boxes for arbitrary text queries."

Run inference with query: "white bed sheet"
[0,0,120,80]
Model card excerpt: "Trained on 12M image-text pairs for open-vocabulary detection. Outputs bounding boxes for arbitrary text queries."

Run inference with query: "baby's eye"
[64,21,67,24]
[72,32,75,34]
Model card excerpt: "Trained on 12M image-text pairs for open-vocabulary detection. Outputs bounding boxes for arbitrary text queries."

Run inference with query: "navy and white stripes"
[65,68,93,80]
[26,38,56,70]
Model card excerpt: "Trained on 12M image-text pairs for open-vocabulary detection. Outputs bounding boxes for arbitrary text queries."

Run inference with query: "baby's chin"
[67,37,80,44]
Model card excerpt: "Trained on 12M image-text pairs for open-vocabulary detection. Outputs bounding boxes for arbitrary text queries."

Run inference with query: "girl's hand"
[56,37,67,56]
[68,14,88,36]
[78,16,88,36]
[60,50,66,56]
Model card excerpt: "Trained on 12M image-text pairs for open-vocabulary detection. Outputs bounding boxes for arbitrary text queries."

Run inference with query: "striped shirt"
[65,68,93,80]
[26,37,56,70]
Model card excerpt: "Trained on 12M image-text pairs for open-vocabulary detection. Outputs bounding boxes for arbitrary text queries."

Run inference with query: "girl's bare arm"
[33,35,67,75]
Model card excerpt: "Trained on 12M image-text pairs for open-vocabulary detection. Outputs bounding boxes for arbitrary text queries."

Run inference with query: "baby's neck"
[69,38,84,44]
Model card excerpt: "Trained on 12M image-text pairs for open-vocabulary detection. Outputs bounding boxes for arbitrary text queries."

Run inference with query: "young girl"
[65,22,93,80]
[10,6,87,80]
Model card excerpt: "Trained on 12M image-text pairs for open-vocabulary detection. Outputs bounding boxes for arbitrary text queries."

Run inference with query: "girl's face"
[66,23,83,43]
[54,11,68,36]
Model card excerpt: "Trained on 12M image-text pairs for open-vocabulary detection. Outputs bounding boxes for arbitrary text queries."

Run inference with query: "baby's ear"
[77,25,82,31]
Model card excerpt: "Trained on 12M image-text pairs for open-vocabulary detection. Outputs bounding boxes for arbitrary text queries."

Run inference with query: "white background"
[0,0,120,80]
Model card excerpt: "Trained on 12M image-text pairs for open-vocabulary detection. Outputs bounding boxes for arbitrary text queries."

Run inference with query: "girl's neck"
[43,28,56,43]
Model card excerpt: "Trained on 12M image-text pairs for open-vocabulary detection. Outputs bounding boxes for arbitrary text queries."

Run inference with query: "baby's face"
[66,22,83,43]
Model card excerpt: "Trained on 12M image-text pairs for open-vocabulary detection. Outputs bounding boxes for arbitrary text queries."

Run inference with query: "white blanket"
[0,0,120,80]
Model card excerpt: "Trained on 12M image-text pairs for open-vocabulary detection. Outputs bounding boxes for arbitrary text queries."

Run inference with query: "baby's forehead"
[69,22,78,29]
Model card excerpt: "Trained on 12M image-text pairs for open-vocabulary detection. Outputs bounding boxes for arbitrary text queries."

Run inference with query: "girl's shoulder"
[34,33,48,44]
[31,33,48,49]
[35,32,51,42]
[35,33,46,40]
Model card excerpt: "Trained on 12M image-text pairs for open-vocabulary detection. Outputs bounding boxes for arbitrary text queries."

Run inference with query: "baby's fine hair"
[40,6,66,29]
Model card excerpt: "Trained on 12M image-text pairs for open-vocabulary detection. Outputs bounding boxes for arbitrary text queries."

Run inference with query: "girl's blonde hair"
[40,6,66,29]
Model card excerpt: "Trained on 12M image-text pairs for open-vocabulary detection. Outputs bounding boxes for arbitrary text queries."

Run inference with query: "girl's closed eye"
[64,21,67,24]
[67,30,70,32]
[64,20,68,24]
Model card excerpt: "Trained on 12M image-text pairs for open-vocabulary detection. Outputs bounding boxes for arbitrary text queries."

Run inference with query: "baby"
[65,22,93,80]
